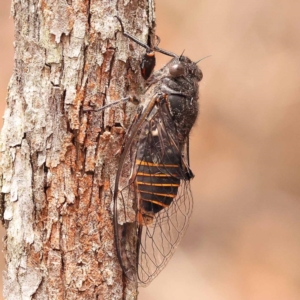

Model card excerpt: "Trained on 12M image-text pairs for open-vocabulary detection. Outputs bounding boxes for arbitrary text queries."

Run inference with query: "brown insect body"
[133,56,202,224]
[113,18,203,286]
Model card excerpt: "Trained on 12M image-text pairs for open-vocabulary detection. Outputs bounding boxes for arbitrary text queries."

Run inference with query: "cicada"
[110,17,203,286]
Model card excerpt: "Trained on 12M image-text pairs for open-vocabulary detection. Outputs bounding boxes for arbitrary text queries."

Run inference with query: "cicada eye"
[169,63,185,77]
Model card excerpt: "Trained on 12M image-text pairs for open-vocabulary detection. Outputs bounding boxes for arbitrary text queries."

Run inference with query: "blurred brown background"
[1,0,300,299]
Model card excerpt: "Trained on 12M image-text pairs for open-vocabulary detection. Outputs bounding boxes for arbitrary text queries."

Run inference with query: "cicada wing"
[114,100,194,285]
[137,182,193,285]
[134,105,194,285]
[113,142,140,283]
[113,98,158,283]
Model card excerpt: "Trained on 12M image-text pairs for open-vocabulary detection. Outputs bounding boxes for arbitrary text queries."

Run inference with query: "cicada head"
[168,55,203,82]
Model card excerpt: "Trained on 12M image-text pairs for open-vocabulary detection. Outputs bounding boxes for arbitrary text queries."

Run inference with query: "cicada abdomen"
[135,116,192,225]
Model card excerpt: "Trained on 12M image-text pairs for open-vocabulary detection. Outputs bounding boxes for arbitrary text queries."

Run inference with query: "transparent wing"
[114,101,193,286]
[137,181,193,285]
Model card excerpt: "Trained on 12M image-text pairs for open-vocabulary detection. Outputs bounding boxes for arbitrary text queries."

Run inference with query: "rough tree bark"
[0,0,156,299]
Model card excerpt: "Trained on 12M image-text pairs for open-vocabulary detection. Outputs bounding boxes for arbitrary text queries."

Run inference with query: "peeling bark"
[0,0,156,299]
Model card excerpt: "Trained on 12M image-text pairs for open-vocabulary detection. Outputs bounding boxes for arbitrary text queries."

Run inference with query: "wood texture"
[0,0,156,299]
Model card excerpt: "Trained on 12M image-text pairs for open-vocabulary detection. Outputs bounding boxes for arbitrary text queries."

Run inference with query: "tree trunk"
[0,0,156,299]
